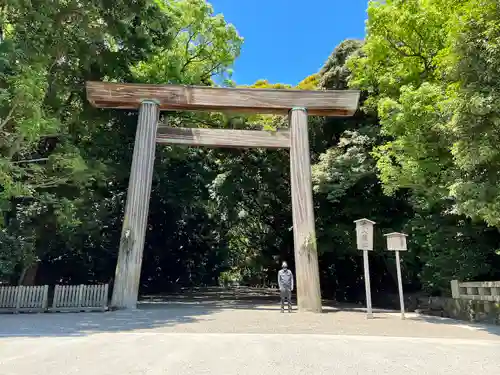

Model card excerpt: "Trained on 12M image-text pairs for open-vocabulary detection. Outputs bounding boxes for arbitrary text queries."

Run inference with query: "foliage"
[0,0,176,279]
[446,0,500,226]
[349,0,500,291]
[319,39,363,90]
[132,0,242,85]
[1,0,500,304]
[296,74,319,90]
[349,0,500,226]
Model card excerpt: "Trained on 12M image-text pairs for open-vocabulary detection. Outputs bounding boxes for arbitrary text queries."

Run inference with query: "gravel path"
[1,290,500,374]
[2,301,499,340]
[1,330,499,375]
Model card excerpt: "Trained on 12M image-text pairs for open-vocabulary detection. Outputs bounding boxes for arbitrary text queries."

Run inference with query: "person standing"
[278,261,294,313]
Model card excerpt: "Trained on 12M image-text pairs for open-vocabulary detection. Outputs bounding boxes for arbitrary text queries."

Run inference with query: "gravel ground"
[2,332,499,375]
[2,301,499,339]
[1,290,500,374]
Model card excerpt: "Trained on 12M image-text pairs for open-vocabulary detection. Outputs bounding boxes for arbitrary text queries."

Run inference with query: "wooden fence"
[51,284,109,312]
[0,285,49,313]
[0,284,108,313]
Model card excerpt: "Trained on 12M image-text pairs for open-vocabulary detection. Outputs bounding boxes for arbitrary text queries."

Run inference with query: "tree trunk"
[19,262,39,286]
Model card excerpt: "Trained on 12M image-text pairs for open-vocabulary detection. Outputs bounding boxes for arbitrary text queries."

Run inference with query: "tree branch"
[32,175,71,189]
[199,62,223,81]
[0,103,16,130]
[12,158,49,164]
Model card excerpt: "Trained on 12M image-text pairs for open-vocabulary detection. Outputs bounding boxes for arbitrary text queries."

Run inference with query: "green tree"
[349,0,500,226]
[0,0,244,283]
[0,0,176,281]
[132,0,242,85]
[348,0,500,292]
[445,0,500,226]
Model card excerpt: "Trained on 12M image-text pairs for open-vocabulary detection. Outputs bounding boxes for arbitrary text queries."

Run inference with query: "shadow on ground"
[0,287,281,338]
[409,314,500,337]
[0,303,218,338]
[2,286,500,339]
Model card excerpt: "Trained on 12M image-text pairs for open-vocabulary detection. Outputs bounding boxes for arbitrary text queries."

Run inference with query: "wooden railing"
[0,284,108,314]
[0,285,49,313]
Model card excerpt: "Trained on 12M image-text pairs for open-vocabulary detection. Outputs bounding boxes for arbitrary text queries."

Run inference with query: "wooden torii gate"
[86,81,360,313]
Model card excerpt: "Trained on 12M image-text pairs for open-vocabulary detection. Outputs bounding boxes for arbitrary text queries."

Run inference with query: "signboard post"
[384,232,408,320]
[354,218,375,319]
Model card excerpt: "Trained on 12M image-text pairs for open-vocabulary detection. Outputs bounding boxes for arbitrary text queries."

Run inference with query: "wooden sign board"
[384,232,408,251]
[354,218,375,251]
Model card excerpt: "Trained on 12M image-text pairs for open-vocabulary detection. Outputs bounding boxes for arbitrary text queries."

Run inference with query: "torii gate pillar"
[111,100,159,309]
[289,107,322,312]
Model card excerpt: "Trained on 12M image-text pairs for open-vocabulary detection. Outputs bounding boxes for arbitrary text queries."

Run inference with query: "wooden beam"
[86,81,360,116]
[289,107,322,313]
[156,127,290,149]
[111,100,159,310]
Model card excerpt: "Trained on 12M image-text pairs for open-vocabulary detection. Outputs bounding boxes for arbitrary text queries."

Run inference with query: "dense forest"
[1,0,500,304]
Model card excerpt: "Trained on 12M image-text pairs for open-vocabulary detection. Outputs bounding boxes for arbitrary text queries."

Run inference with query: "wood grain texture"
[86,81,360,116]
[395,251,405,319]
[156,127,290,148]
[111,101,159,310]
[363,250,373,319]
[289,108,322,313]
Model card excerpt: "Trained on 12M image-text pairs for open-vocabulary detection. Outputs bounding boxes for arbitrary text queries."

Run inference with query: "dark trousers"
[280,288,292,312]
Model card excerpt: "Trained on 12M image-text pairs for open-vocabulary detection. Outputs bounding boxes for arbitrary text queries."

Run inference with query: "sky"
[209,0,368,86]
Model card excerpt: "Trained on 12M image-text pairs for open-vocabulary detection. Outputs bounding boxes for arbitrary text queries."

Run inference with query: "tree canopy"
[1,0,500,302]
